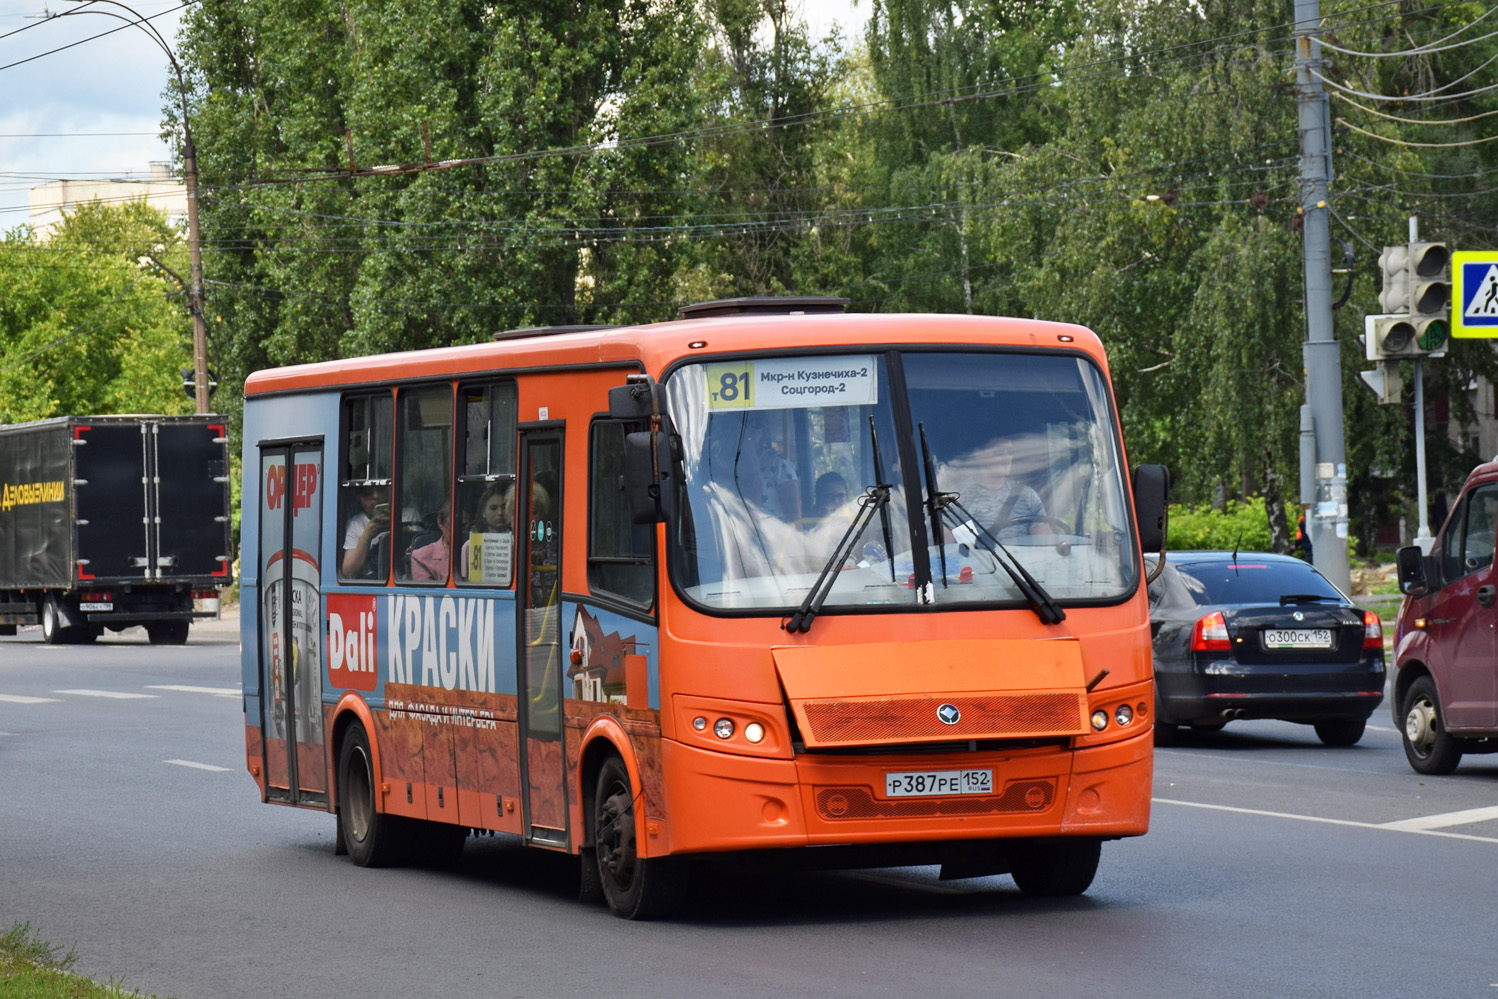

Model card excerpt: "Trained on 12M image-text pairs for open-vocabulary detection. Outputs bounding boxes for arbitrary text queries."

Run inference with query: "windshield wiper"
[784,419,894,634]
[918,424,1065,626]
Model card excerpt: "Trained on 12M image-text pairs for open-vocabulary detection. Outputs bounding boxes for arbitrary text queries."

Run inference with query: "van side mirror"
[1396,544,1430,595]
[1132,464,1169,554]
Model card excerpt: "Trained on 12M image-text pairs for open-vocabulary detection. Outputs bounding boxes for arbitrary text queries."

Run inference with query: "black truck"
[0,415,232,644]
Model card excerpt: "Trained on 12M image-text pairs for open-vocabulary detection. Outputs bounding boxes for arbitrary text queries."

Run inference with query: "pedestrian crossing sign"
[1453,251,1498,338]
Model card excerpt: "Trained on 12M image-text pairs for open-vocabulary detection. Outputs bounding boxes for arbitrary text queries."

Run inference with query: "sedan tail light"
[1363,609,1383,650]
[1191,610,1232,652]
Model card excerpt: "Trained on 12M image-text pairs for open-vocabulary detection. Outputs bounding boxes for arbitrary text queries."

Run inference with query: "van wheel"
[337,724,409,866]
[1402,676,1463,775]
[1009,838,1101,896]
[1314,718,1365,746]
[592,756,688,919]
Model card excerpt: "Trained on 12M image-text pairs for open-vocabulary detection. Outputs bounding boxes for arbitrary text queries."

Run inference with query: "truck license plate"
[885,769,993,798]
[1263,628,1332,649]
[79,602,113,612]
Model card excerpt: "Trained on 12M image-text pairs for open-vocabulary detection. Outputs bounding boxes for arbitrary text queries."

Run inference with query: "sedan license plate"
[885,769,993,798]
[1262,628,1333,649]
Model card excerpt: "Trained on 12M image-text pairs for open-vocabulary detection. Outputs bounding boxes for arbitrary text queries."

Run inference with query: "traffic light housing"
[1378,244,1409,314]
[1374,242,1450,358]
[1408,241,1450,357]
[1366,314,1419,360]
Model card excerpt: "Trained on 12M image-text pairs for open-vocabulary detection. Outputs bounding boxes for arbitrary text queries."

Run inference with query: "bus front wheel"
[592,756,688,919]
[1008,837,1101,896]
[338,724,408,867]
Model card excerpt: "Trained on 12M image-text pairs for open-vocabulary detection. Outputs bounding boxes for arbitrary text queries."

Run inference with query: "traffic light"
[1408,241,1450,357]
[1378,244,1410,314]
[1366,314,1419,360]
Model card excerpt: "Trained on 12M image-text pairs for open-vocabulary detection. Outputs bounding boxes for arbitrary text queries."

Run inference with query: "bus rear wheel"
[1009,838,1101,896]
[592,756,688,919]
[338,724,408,867]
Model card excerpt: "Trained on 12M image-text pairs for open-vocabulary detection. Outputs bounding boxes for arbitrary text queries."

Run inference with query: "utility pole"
[1294,0,1352,594]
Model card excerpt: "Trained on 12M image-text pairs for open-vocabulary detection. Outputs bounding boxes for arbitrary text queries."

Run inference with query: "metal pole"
[182,131,209,414]
[1295,0,1352,593]
[1409,218,1434,551]
[1413,357,1432,550]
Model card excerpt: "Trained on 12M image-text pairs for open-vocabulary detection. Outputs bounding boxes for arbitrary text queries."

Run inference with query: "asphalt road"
[3,618,1497,998]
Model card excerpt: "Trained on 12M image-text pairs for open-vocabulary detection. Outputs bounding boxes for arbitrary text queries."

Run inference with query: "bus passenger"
[410,503,452,582]
[812,471,849,519]
[342,485,391,577]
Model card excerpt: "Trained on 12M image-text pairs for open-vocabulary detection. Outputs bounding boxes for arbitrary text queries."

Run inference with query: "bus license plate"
[885,769,993,798]
[1263,628,1332,649]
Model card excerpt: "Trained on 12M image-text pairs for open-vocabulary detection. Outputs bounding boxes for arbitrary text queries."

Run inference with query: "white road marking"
[164,759,231,772]
[54,689,158,699]
[147,685,241,698]
[1154,797,1498,844]
[1379,806,1498,832]
[0,694,61,704]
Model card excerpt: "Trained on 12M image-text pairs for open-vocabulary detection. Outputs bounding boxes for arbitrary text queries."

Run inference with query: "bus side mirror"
[624,430,675,524]
[1396,544,1430,595]
[609,375,655,420]
[1132,464,1169,553]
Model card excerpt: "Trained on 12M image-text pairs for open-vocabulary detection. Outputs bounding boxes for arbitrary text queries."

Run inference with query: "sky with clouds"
[0,0,188,226]
[0,0,866,229]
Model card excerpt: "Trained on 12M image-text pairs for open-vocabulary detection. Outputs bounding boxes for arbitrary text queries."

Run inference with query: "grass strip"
[0,923,167,998]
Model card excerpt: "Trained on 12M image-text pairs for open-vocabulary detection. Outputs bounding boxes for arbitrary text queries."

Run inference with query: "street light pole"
[60,0,210,414]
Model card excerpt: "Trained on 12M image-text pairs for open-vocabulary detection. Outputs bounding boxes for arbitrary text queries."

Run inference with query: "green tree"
[0,201,193,422]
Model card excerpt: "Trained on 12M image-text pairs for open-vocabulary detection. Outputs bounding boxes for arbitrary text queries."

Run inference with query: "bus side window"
[589,419,654,605]
[393,385,454,584]
[456,381,518,586]
[339,392,394,582]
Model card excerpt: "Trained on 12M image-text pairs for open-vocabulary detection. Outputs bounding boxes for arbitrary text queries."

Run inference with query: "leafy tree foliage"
[161,0,1498,550]
[0,202,192,423]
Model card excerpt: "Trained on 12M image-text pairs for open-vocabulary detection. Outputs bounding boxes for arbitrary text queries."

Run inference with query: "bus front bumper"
[656,728,1152,857]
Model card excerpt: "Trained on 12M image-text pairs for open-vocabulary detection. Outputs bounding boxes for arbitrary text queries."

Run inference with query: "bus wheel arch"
[590,754,689,919]
[577,724,637,905]
[331,701,406,866]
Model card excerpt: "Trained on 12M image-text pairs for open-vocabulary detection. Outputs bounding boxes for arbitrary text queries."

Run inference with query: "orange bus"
[240,297,1168,918]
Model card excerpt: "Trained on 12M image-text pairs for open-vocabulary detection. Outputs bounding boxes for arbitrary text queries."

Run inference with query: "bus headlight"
[1091,709,1110,731]
[1115,704,1133,726]
[714,718,735,740]
[745,722,765,744]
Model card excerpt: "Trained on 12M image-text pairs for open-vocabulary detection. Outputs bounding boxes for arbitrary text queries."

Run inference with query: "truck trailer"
[0,415,232,644]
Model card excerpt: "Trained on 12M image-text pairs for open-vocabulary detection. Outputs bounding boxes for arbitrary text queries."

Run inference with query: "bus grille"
[797,693,1084,745]
[814,780,1055,820]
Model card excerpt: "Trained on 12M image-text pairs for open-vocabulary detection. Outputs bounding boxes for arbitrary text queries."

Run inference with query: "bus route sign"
[1452,250,1498,338]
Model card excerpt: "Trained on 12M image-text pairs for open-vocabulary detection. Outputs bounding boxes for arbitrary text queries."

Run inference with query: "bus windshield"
[664,350,1139,613]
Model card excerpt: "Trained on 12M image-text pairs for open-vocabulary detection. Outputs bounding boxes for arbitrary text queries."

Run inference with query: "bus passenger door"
[517,430,567,846]
[257,443,329,806]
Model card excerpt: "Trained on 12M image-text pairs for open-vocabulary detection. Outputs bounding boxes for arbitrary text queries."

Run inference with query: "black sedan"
[1147,551,1385,746]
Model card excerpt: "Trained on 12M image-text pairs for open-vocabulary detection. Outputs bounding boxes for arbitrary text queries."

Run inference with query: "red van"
[1393,460,1498,773]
